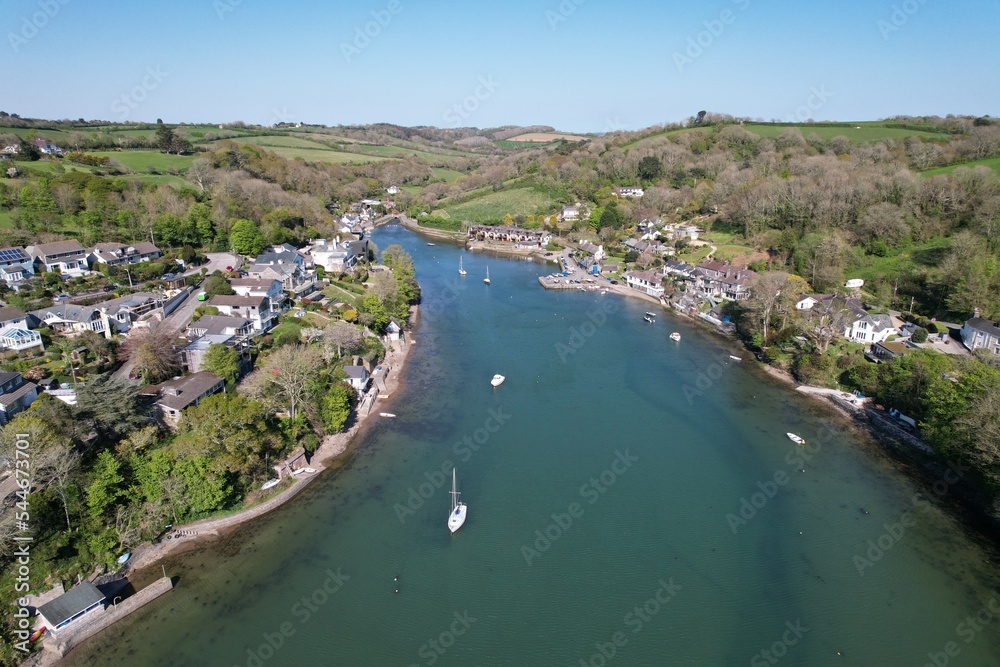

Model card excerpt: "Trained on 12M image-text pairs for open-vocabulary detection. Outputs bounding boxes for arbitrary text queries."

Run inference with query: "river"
[64,223,1000,666]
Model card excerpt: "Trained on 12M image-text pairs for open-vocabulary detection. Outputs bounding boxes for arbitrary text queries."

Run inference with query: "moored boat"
[787,432,805,445]
[670,332,681,342]
[491,374,505,387]
[448,468,467,533]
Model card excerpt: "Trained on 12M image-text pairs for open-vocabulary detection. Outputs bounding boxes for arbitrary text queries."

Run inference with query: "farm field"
[921,156,1000,176]
[507,132,587,142]
[741,123,952,143]
[431,167,466,182]
[91,150,196,172]
[224,135,334,150]
[443,186,556,223]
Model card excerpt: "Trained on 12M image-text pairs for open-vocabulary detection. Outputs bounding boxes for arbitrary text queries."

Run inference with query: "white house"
[386,320,402,341]
[0,306,43,353]
[843,300,896,344]
[0,247,35,288]
[344,365,370,392]
[961,311,1000,355]
[26,240,88,276]
[578,242,606,262]
[209,295,276,332]
[308,238,357,273]
[559,205,580,222]
[613,186,645,198]
[89,242,161,267]
[624,270,665,298]
[230,278,286,314]
[386,186,399,195]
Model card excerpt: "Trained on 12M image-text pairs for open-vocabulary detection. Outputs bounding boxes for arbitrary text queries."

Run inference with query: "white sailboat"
[448,468,467,533]
[459,255,467,276]
[484,266,491,285]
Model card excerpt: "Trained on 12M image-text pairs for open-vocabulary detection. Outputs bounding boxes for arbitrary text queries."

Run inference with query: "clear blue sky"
[3,0,998,132]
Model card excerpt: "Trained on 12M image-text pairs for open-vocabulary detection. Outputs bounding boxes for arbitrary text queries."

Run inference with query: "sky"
[3,0,999,132]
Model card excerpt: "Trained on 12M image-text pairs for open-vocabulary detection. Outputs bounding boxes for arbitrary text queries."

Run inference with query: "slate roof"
[37,582,105,628]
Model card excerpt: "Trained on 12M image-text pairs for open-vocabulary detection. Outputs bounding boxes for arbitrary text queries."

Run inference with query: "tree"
[120,327,180,384]
[87,451,125,521]
[241,345,324,422]
[155,125,175,153]
[323,321,362,360]
[745,272,790,347]
[177,393,280,478]
[202,344,240,385]
[637,156,663,181]
[912,327,929,343]
[229,218,266,256]
[322,383,354,433]
[203,273,235,297]
[600,203,623,230]
[76,377,154,442]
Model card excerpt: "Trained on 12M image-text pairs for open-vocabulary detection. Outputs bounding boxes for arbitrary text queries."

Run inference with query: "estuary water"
[66,223,1000,666]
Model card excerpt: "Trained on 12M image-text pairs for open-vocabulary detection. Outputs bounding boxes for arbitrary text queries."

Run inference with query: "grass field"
[713,244,756,263]
[226,135,333,150]
[91,150,195,173]
[741,123,951,143]
[431,167,466,183]
[921,156,1000,177]
[848,236,952,287]
[495,140,552,149]
[444,186,556,223]
[507,132,587,142]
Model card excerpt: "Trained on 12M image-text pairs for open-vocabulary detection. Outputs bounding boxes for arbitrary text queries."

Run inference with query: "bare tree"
[241,345,323,420]
[745,272,789,346]
[323,321,362,360]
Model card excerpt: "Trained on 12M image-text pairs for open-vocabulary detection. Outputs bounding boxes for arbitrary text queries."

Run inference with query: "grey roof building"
[37,582,106,633]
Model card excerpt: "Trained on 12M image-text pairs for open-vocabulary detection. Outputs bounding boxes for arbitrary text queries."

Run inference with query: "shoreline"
[124,312,418,578]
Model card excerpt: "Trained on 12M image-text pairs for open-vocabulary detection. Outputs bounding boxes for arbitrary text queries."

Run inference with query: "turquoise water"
[66,224,1000,666]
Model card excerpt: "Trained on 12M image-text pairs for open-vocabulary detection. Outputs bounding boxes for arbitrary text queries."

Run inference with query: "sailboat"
[484,266,491,285]
[448,468,467,533]
[459,255,467,276]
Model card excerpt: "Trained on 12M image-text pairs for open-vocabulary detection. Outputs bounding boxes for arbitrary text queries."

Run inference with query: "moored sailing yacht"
[448,468,467,533]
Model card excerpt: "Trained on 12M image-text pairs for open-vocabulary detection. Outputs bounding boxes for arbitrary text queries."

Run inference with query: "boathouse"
[37,582,106,634]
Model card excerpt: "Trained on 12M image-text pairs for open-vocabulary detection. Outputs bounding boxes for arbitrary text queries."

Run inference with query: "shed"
[37,582,105,633]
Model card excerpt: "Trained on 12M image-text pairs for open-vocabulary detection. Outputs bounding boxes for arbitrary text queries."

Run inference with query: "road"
[112,252,238,381]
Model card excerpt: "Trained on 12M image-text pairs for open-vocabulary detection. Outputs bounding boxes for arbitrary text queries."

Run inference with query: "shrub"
[911,327,929,343]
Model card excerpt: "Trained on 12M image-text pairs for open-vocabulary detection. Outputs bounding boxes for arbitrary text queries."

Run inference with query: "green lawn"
[677,246,713,263]
[848,236,953,288]
[0,210,14,230]
[714,244,755,263]
[91,150,195,173]
[921,156,1000,177]
[443,186,556,223]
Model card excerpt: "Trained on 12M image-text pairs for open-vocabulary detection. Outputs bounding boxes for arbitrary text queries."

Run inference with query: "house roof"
[965,317,1000,338]
[188,315,251,336]
[0,371,20,386]
[0,381,36,406]
[230,278,280,289]
[210,294,266,308]
[344,365,367,380]
[876,341,910,355]
[626,270,662,283]
[0,247,30,262]
[29,303,100,324]
[29,240,87,258]
[144,372,223,411]
[91,242,160,260]
[37,582,105,628]
[0,306,26,322]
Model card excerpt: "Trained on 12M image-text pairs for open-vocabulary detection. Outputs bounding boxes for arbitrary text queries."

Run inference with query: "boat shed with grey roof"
[37,582,106,633]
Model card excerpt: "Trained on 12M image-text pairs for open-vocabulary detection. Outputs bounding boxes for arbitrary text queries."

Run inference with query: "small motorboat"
[491,374,505,387]
[645,312,656,317]
[261,478,280,490]
[670,332,681,342]
[379,412,397,418]
[427,242,436,246]
[730,355,742,361]
[643,315,655,324]
[787,433,806,446]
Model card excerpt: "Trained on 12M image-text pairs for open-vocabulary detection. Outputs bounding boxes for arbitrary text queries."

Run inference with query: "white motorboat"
[670,332,681,342]
[645,312,657,317]
[459,255,467,276]
[643,315,655,324]
[484,266,491,285]
[379,412,397,418]
[448,468,467,533]
[787,433,806,445]
[427,242,436,246]
[730,355,742,361]
[491,374,505,387]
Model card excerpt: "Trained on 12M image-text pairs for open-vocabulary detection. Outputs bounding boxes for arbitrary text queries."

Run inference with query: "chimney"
[973,307,980,319]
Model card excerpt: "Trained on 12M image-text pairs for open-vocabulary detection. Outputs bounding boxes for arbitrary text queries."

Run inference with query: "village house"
[692,261,756,301]
[577,242,606,262]
[0,247,35,288]
[467,226,552,248]
[842,299,896,344]
[0,371,38,424]
[386,185,399,195]
[26,240,88,277]
[307,238,358,273]
[187,314,254,338]
[386,320,402,341]
[559,204,581,222]
[209,295,276,332]
[961,310,1000,355]
[344,365,370,392]
[866,341,911,363]
[28,303,114,338]
[624,270,665,298]
[613,186,645,198]
[181,332,251,375]
[88,242,161,267]
[31,138,64,155]
[230,278,287,315]
[0,306,43,353]
[140,371,226,426]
